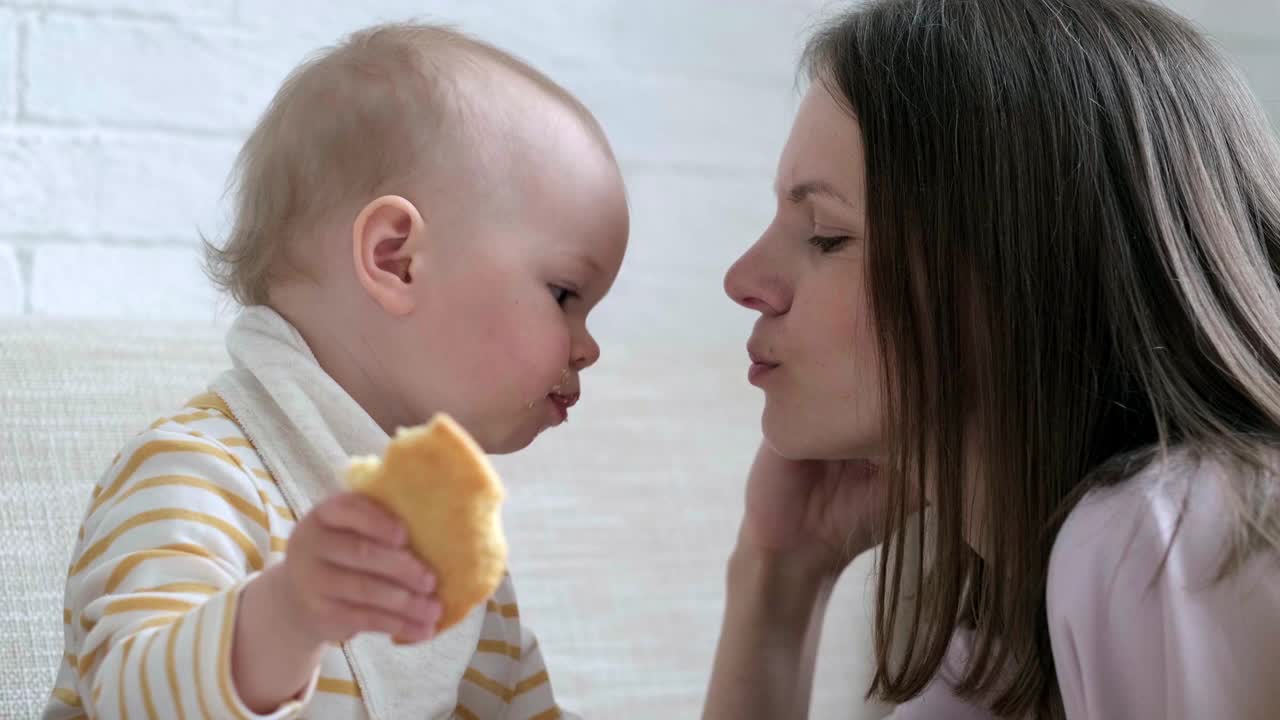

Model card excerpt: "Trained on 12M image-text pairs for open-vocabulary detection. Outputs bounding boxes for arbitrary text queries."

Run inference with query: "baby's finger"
[321,598,417,640]
[319,567,438,626]
[394,602,444,645]
[313,492,407,547]
[315,526,436,593]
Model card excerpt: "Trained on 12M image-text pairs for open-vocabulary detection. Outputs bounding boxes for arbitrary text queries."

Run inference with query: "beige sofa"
[0,317,890,719]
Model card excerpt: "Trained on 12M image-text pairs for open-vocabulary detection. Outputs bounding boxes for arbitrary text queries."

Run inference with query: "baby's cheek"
[472,323,557,400]
[506,307,569,369]
[517,333,571,394]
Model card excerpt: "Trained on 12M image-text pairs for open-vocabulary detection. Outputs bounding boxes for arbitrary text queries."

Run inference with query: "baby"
[44,22,628,720]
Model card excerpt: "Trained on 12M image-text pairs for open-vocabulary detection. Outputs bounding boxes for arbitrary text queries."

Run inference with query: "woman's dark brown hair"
[803,0,1280,716]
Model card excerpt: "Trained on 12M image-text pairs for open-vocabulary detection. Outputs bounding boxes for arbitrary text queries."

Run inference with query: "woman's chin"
[762,412,882,462]
[761,424,834,461]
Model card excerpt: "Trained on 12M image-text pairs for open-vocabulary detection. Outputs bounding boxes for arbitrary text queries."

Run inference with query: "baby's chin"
[474,419,545,456]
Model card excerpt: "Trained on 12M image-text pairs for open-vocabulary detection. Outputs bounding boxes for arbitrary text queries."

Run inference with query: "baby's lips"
[549,391,580,408]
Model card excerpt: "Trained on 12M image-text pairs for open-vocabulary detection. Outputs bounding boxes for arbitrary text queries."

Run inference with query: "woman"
[705,0,1280,717]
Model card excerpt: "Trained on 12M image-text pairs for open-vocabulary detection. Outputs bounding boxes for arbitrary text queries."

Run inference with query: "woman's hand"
[704,443,889,720]
[739,442,888,581]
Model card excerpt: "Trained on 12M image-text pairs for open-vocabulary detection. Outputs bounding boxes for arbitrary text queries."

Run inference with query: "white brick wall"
[0,0,844,344]
[0,11,15,122]
[29,242,215,315]
[0,0,1275,339]
[0,243,20,312]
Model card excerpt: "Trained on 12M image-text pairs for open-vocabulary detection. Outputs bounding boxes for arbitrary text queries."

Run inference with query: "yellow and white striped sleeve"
[453,580,571,720]
[508,624,571,720]
[55,423,314,720]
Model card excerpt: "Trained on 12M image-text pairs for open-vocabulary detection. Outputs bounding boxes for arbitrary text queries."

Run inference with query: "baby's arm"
[65,427,298,718]
[63,427,441,718]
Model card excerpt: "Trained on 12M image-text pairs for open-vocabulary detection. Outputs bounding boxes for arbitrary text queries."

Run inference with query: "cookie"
[345,413,507,633]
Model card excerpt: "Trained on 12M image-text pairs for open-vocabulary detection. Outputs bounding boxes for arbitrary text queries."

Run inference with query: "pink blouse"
[890,454,1280,719]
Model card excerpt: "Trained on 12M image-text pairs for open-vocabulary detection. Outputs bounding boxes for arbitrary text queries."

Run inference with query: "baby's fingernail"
[406,616,437,643]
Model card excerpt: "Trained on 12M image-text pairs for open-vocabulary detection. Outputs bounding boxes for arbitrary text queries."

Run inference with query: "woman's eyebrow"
[781,179,854,208]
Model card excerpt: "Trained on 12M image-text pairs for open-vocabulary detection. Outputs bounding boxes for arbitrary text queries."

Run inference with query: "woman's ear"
[352,195,427,316]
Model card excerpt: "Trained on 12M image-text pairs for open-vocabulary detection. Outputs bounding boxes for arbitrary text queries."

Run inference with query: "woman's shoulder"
[1047,450,1239,598]
[1044,449,1280,717]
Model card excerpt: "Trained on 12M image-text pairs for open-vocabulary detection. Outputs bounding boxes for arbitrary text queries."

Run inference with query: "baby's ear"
[352,195,427,315]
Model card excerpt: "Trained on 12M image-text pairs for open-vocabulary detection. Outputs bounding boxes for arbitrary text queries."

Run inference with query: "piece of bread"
[345,414,507,634]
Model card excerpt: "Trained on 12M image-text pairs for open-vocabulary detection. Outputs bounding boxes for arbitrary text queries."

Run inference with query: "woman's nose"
[725,242,784,315]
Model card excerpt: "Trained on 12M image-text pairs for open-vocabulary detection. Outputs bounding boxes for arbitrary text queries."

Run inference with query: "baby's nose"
[572,331,600,370]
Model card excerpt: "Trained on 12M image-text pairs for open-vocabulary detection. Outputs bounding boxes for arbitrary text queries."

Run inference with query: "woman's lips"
[747,343,779,386]
[748,362,779,385]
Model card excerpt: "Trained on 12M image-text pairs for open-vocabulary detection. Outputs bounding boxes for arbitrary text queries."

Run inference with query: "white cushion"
[0,317,890,719]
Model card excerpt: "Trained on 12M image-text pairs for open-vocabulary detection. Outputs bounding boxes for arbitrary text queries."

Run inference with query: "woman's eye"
[808,235,852,253]
[550,285,577,306]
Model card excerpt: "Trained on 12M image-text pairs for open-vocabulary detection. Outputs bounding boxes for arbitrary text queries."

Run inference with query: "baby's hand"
[276,491,441,645]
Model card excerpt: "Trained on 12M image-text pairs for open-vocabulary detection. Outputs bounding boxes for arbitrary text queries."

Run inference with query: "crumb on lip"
[549,367,571,394]
[528,369,574,410]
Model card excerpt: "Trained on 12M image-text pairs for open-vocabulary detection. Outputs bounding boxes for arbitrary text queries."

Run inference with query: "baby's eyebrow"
[573,253,603,276]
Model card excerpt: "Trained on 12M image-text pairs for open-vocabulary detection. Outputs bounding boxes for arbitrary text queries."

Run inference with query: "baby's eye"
[550,285,577,306]
[808,235,852,253]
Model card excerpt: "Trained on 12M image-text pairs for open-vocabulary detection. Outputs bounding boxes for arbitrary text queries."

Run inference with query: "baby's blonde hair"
[205,22,607,306]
